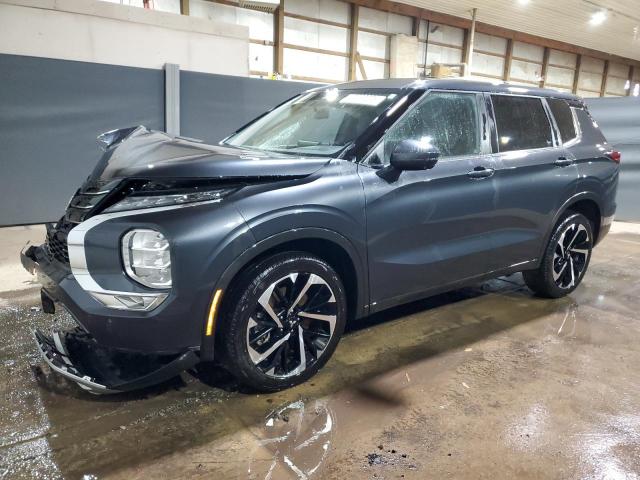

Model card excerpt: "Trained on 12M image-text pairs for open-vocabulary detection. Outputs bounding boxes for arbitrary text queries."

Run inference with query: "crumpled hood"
[87,127,332,185]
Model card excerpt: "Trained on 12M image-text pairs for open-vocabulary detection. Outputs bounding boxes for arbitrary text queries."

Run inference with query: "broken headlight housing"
[103,186,236,213]
[122,229,172,289]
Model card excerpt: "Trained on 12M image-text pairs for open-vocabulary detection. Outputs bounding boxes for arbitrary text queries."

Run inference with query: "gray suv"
[22,78,619,393]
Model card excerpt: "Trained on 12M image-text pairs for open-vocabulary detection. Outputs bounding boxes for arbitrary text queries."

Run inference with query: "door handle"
[555,157,574,167]
[467,166,495,179]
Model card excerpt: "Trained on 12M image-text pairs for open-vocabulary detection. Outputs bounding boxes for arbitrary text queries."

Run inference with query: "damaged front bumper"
[32,328,199,394]
[23,245,200,394]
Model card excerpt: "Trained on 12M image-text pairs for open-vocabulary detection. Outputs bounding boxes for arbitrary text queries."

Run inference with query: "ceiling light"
[517,0,530,5]
[589,10,607,26]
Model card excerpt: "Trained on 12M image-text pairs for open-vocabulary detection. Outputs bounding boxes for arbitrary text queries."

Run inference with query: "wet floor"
[1,226,640,479]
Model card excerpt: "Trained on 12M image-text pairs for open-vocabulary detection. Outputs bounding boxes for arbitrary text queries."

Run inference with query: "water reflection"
[247,399,334,480]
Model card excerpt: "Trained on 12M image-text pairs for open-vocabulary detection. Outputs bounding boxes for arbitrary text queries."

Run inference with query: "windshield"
[224,88,400,157]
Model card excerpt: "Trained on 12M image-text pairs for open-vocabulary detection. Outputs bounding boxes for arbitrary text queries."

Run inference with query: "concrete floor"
[1,224,640,479]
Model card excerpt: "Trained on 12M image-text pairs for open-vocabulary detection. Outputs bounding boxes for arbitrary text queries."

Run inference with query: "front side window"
[491,95,553,152]
[224,88,399,157]
[548,98,577,144]
[367,91,481,166]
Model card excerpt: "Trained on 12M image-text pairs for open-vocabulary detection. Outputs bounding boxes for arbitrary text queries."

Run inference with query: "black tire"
[217,252,347,392]
[523,211,594,298]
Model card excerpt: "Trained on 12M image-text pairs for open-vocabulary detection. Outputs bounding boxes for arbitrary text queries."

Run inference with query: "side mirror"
[389,139,440,171]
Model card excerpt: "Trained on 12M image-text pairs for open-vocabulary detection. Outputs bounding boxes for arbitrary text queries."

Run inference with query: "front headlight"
[122,229,171,289]
[104,188,235,213]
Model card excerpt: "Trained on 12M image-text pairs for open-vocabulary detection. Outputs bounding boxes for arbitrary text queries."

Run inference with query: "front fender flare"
[200,227,369,359]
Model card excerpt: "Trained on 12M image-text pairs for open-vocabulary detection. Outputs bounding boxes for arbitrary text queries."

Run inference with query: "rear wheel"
[218,252,347,391]
[523,211,593,298]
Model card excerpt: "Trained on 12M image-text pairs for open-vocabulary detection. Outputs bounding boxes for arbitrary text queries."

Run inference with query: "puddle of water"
[246,399,334,480]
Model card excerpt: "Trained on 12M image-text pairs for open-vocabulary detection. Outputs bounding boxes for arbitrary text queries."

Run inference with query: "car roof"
[321,78,581,102]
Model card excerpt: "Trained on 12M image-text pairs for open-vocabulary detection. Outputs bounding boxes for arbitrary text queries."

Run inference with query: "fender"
[536,190,604,262]
[200,227,369,360]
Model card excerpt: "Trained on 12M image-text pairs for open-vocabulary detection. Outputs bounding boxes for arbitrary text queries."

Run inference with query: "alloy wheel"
[552,222,591,289]
[246,273,337,378]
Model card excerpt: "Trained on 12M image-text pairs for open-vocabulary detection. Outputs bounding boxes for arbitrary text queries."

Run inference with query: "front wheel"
[523,211,593,298]
[218,252,347,392]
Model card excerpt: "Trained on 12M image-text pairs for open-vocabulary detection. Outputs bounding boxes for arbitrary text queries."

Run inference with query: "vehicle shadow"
[38,274,575,478]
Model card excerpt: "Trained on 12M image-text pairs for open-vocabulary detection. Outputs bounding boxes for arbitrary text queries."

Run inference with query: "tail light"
[607,150,621,164]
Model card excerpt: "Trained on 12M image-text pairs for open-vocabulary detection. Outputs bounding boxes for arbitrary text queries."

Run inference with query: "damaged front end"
[32,328,198,394]
[22,245,199,394]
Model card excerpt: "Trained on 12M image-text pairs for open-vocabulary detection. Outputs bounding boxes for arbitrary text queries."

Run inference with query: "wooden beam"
[572,54,582,94]
[337,0,640,69]
[180,0,189,15]
[461,8,476,77]
[600,60,609,97]
[283,43,349,59]
[628,66,635,96]
[539,46,550,88]
[503,39,513,81]
[356,52,367,80]
[461,28,469,77]
[273,0,284,74]
[284,12,349,29]
[412,15,420,37]
[348,3,359,81]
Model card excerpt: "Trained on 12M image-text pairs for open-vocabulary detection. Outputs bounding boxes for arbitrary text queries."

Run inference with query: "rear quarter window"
[491,95,553,152]
[548,98,577,144]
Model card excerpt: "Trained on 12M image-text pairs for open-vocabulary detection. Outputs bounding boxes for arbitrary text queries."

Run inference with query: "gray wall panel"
[180,71,320,144]
[0,54,165,226]
[587,97,640,222]
[0,55,320,226]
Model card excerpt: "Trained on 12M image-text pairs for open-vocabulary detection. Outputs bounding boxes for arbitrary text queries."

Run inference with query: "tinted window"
[548,98,577,144]
[491,95,553,152]
[369,91,481,165]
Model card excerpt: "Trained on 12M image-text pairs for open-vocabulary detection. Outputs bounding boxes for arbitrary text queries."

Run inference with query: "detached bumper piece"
[33,329,199,394]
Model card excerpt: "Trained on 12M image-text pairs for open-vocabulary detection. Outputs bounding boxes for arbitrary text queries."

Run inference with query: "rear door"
[360,90,498,310]
[485,93,579,271]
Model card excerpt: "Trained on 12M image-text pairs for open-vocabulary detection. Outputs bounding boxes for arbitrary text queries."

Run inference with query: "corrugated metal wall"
[587,96,640,222]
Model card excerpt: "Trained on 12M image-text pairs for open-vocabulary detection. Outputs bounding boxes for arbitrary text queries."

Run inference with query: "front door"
[359,90,498,311]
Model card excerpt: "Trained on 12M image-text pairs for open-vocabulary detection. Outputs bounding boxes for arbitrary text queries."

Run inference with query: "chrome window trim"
[563,107,582,148]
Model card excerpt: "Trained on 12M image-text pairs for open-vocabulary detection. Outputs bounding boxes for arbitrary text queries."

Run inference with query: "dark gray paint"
[586,96,640,221]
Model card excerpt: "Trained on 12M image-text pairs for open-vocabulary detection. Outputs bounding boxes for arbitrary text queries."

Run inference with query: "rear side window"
[548,98,577,144]
[491,95,553,152]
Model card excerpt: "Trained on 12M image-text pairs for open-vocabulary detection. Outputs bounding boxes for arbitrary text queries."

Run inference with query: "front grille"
[45,179,120,265]
[65,179,120,223]
[45,220,72,264]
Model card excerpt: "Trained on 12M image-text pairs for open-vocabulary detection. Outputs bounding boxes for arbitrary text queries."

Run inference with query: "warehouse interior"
[1,0,640,478]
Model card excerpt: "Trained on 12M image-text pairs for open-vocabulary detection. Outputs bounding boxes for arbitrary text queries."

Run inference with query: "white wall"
[0,0,249,76]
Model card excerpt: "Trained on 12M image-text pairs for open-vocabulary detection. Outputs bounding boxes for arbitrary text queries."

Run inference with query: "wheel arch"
[200,228,368,360]
[540,192,603,261]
